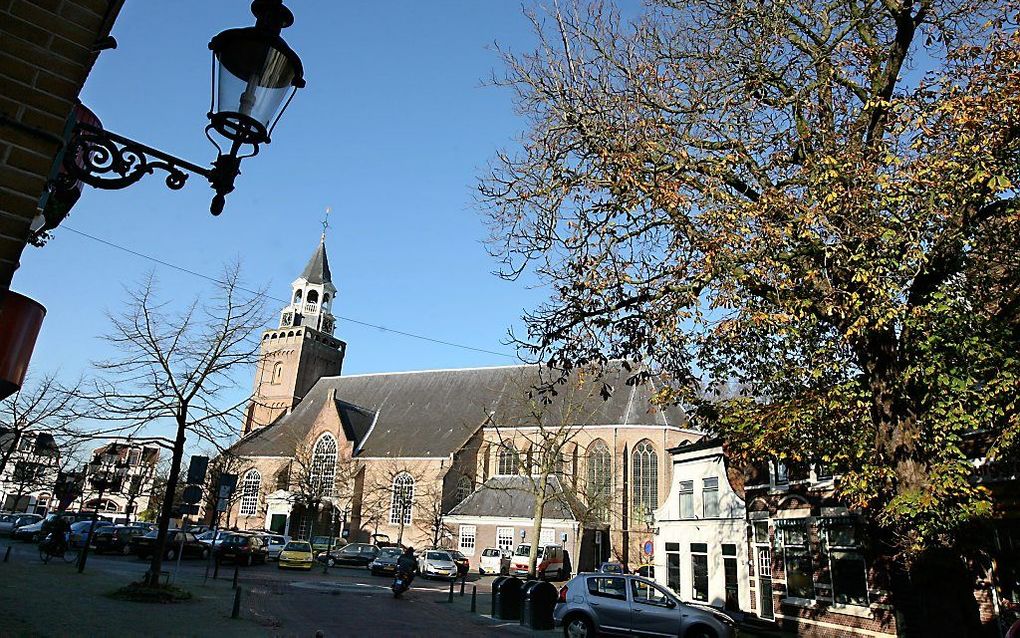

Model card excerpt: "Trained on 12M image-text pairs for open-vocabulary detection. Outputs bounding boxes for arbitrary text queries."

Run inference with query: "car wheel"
[165,548,176,561]
[684,627,717,638]
[563,614,594,638]
[327,557,336,567]
[121,545,132,556]
[201,548,210,560]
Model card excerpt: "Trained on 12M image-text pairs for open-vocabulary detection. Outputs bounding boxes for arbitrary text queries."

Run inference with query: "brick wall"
[0,0,122,288]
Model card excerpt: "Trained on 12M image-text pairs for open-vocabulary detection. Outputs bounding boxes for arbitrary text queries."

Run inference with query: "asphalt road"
[2,541,543,637]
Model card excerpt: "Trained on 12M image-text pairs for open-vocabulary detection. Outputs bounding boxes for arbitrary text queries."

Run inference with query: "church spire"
[278,220,338,335]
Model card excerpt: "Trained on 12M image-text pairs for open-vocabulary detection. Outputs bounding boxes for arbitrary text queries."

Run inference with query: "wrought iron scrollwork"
[58,123,212,194]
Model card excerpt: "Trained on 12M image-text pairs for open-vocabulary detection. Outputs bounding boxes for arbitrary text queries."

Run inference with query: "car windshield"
[223,535,248,545]
[427,551,451,561]
[482,549,501,557]
[380,547,402,558]
[311,536,329,545]
[284,542,310,551]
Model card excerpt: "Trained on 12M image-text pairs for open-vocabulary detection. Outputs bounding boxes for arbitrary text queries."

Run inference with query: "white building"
[653,438,750,614]
[77,440,160,522]
[0,429,59,514]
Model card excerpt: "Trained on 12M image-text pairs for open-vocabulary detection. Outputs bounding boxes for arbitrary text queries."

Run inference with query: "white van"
[509,543,566,580]
[478,547,510,575]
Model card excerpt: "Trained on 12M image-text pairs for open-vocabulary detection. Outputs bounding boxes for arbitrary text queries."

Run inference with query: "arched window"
[293,289,302,304]
[307,289,319,304]
[310,434,338,497]
[322,293,330,305]
[455,475,473,504]
[631,440,658,524]
[389,472,415,524]
[272,362,284,384]
[497,445,520,476]
[239,469,261,516]
[587,440,612,520]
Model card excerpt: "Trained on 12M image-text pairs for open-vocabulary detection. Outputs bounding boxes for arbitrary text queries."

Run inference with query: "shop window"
[665,542,681,595]
[691,543,709,602]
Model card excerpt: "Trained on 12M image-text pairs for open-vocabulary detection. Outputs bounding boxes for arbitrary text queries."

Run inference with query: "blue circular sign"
[643,540,654,555]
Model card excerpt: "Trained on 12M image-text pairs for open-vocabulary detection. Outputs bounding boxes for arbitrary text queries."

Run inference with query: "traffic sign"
[643,540,654,556]
[182,484,202,504]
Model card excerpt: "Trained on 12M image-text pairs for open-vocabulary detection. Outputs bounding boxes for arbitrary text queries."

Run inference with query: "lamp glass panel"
[215,41,296,128]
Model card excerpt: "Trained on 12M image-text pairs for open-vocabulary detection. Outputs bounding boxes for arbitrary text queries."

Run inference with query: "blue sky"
[15,1,556,451]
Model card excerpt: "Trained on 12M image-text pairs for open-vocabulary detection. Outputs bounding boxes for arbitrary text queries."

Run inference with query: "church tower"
[243,232,347,435]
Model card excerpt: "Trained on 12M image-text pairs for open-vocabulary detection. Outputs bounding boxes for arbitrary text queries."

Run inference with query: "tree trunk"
[528,475,548,578]
[145,412,187,587]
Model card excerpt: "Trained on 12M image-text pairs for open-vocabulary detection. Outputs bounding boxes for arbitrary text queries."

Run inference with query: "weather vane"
[321,206,331,240]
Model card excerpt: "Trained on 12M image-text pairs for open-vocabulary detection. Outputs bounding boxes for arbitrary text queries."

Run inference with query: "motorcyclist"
[395,546,418,587]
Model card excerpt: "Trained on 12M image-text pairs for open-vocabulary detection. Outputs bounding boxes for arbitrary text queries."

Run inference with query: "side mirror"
[666,599,677,609]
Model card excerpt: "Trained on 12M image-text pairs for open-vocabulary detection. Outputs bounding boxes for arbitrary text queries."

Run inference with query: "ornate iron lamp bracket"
[58,122,246,215]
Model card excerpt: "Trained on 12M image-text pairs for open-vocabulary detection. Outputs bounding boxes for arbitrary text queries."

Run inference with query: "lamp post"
[323,500,337,574]
[78,450,128,573]
[56,0,305,216]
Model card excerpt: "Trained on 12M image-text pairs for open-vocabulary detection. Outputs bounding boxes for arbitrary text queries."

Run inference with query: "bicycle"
[38,533,79,565]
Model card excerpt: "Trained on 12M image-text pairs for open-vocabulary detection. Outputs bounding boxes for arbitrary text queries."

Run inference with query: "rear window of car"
[284,542,310,551]
[482,549,501,557]
[427,551,451,561]
[587,576,628,601]
[380,547,402,557]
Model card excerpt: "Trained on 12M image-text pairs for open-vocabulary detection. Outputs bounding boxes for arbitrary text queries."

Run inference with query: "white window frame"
[459,525,477,556]
[239,469,261,517]
[678,480,694,519]
[496,527,514,552]
[540,528,555,546]
[702,477,719,518]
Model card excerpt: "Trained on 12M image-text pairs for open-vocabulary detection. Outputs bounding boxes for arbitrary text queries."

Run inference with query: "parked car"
[68,519,114,549]
[310,535,344,555]
[260,534,290,560]
[126,522,156,532]
[418,549,459,581]
[510,543,567,580]
[368,546,404,576]
[196,529,230,548]
[130,529,209,560]
[553,573,737,638]
[216,533,268,566]
[278,540,314,570]
[19,511,95,542]
[318,542,379,567]
[597,561,625,574]
[93,525,148,555]
[448,549,470,578]
[10,520,45,541]
[184,524,211,534]
[634,563,655,579]
[0,513,42,535]
[479,547,510,575]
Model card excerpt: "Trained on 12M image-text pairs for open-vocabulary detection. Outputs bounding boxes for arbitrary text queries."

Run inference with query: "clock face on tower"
[281,311,293,327]
[322,317,334,335]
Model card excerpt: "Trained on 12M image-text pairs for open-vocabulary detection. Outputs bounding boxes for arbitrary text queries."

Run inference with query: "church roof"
[229,361,688,459]
[298,239,331,284]
[447,475,578,521]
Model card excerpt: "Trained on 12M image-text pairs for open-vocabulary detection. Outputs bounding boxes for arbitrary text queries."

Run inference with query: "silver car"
[417,549,459,580]
[553,573,737,638]
[0,513,42,535]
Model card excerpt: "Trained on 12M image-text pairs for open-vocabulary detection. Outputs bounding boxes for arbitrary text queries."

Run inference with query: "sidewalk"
[0,551,265,637]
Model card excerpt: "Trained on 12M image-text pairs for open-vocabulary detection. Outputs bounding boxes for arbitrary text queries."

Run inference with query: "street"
[0,541,552,638]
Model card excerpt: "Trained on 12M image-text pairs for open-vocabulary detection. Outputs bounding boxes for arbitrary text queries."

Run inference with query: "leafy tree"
[481,1,1018,631]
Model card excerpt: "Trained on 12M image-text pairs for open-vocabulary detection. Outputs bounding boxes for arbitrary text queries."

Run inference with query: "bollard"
[460,577,466,597]
[231,587,241,619]
[213,557,220,580]
[471,585,477,613]
[3,546,10,563]
[448,579,455,603]
[232,564,239,589]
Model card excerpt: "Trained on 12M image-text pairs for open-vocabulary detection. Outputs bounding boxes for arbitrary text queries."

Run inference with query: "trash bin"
[520,580,558,629]
[490,576,506,617]
[493,576,523,620]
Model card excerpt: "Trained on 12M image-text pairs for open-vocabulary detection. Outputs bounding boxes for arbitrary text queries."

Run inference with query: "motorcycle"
[392,569,413,598]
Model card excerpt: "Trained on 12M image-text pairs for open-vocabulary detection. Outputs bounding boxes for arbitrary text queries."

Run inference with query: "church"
[223,234,702,569]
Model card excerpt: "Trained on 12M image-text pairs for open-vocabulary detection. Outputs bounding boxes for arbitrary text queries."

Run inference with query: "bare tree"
[0,374,81,480]
[286,438,361,544]
[414,481,451,549]
[489,366,606,577]
[83,265,268,587]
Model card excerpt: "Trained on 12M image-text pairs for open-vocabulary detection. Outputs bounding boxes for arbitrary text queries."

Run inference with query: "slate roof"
[447,475,577,520]
[229,361,689,459]
[298,239,331,284]
[668,437,724,455]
